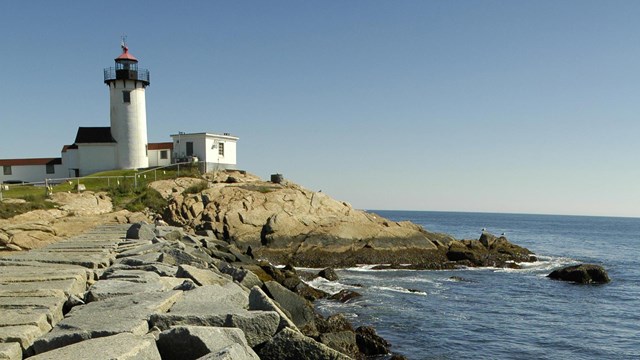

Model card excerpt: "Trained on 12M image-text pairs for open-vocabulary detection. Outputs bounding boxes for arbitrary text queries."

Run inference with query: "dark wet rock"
[355,326,390,356]
[548,264,610,284]
[318,268,339,281]
[319,331,359,359]
[256,327,351,360]
[329,289,362,303]
[444,233,534,268]
[294,282,329,302]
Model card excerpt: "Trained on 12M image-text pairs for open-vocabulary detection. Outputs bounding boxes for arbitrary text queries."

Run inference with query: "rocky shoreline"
[0,172,545,359]
[0,222,409,359]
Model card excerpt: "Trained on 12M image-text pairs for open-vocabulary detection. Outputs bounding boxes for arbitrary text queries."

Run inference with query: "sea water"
[312,211,640,359]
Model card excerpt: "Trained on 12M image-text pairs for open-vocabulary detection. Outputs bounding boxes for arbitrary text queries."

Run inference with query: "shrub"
[183,181,209,195]
[108,183,168,214]
[0,196,56,219]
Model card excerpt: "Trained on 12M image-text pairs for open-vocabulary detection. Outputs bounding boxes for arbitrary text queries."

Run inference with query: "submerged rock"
[318,268,339,281]
[547,264,610,284]
[329,289,362,303]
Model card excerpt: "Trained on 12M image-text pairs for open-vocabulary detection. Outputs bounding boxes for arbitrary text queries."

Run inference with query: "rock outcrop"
[547,264,610,284]
[159,172,535,269]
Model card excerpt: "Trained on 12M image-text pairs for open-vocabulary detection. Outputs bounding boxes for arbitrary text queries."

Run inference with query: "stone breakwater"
[0,223,401,360]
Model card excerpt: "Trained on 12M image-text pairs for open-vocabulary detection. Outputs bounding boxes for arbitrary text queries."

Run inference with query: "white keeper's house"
[1,42,238,184]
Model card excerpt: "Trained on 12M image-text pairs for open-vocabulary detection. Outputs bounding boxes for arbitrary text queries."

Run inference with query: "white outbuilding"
[171,132,238,172]
[0,41,239,185]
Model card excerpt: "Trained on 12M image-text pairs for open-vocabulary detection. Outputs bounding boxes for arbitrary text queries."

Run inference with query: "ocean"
[311,211,640,360]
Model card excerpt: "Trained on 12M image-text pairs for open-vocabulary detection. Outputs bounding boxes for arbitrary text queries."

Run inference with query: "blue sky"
[1,1,639,217]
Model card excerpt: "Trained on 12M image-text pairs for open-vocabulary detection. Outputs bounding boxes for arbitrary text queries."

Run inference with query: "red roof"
[116,46,138,62]
[0,158,62,166]
[148,142,173,150]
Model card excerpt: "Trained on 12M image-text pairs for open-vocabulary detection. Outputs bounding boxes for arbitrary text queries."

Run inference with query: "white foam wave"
[345,264,390,271]
[371,285,427,296]
[494,255,578,273]
[305,277,354,294]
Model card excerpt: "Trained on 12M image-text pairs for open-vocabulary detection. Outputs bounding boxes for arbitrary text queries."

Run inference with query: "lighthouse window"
[123,91,131,103]
[218,142,225,156]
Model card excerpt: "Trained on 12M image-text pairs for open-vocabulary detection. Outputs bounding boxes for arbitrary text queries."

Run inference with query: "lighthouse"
[103,40,150,169]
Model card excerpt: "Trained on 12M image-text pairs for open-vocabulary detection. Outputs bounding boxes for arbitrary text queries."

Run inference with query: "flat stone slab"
[0,261,95,282]
[176,264,232,286]
[0,296,65,325]
[100,269,163,281]
[0,342,21,360]
[32,290,182,354]
[0,310,52,333]
[109,261,177,277]
[85,279,171,302]
[0,252,113,269]
[170,283,248,313]
[149,284,277,347]
[152,310,279,348]
[29,332,161,360]
[0,267,88,283]
[0,325,45,352]
[116,242,164,259]
[0,279,86,298]
[85,269,181,301]
[257,327,352,360]
[196,343,259,360]
[0,289,66,299]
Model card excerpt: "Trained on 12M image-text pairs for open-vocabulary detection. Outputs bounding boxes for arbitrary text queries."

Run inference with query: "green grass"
[0,164,202,218]
[108,184,167,213]
[0,193,56,219]
[183,180,209,195]
[1,165,202,199]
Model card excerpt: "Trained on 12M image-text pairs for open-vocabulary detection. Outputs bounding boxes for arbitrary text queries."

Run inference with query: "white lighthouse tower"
[103,40,150,169]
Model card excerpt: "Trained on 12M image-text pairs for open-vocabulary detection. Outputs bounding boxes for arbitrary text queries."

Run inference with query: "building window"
[3,166,11,175]
[145,144,148,156]
[160,150,168,159]
[186,142,194,156]
[46,164,55,174]
[218,142,225,156]
[123,91,131,103]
